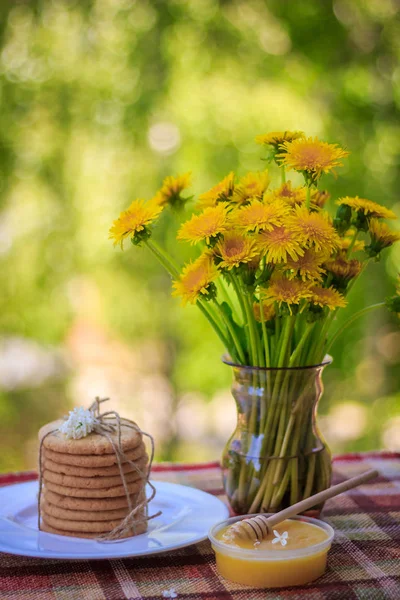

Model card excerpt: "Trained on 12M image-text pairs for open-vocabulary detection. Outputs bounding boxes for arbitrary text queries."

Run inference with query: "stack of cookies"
[38,419,149,539]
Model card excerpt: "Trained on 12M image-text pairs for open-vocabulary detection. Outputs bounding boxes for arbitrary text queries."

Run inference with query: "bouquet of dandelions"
[110,131,400,514]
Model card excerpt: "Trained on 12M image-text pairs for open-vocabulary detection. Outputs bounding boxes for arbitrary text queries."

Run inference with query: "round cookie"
[43,466,145,489]
[44,478,144,498]
[43,489,143,511]
[42,452,147,477]
[39,419,142,455]
[42,443,145,468]
[41,500,131,522]
[42,511,144,533]
[40,521,147,539]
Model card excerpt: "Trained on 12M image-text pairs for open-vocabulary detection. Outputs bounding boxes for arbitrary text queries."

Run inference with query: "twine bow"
[38,397,161,541]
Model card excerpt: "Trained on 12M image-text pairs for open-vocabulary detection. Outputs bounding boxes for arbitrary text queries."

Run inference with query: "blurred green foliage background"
[0,0,399,472]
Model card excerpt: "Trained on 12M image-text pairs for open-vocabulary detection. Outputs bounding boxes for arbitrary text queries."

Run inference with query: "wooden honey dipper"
[229,469,379,541]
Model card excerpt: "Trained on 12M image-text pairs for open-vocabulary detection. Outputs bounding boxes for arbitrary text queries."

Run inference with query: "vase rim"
[222,354,333,372]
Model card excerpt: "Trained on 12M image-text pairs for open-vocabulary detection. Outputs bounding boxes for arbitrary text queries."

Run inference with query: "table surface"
[0,452,399,600]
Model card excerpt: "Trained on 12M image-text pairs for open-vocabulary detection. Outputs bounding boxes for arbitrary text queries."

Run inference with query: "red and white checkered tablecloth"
[0,453,399,600]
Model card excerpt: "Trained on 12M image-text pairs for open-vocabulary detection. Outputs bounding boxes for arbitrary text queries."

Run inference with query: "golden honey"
[209,515,334,588]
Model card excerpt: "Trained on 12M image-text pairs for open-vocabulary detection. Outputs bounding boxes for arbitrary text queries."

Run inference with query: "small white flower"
[162,589,178,599]
[272,530,289,547]
[59,407,96,440]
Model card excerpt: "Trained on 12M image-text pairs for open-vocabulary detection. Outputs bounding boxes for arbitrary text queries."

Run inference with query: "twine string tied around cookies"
[38,397,161,541]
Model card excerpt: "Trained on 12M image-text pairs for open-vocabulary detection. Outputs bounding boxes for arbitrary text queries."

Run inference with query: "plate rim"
[0,479,229,560]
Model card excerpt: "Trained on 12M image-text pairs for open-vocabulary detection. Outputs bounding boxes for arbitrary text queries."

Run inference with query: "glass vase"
[221,356,332,515]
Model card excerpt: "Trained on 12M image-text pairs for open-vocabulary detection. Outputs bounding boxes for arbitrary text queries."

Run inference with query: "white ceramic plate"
[0,480,229,559]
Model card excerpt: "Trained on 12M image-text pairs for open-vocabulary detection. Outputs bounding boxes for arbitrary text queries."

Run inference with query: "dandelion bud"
[333,204,352,234]
[306,305,325,323]
[131,227,152,246]
[386,295,400,315]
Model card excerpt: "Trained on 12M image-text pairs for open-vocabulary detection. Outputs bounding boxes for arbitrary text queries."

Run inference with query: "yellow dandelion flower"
[310,285,347,310]
[172,253,219,305]
[367,219,400,255]
[231,171,270,204]
[324,257,362,281]
[261,276,311,314]
[285,248,327,282]
[255,130,304,148]
[177,204,229,245]
[337,196,396,220]
[270,181,307,207]
[257,226,305,264]
[277,136,349,181]
[152,172,191,208]
[196,172,235,209]
[287,205,339,253]
[232,198,288,233]
[253,301,275,323]
[214,232,259,270]
[109,199,163,248]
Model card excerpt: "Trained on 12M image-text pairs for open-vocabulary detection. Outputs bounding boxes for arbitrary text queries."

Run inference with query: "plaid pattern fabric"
[0,453,399,600]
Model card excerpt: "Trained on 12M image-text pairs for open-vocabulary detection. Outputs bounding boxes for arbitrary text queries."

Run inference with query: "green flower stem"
[216,277,233,308]
[281,165,286,184]
[273,317,285,366]
[271,411,295,485]
[242,292,266,492]
[273,364,309,487]
[145,239,180,278]
[273,313,295,366]
[275,315,281,350]
[259,316,296,507]
[258,329,265,368]
[249,468,269,513]
[229,272,247,324]
[288,322,314,366]
[237,455,250,505]
[276,314,296,367]
[326,302,385,353]
[242,290,259,366]
[266,316,296,439]
[291,373,316,414]
[261,461,279,511]
[218,276,242,325]
[270,462,290,508]
[272,398,306,505]
[259,300,271,410]
[271,376,290,456]
[229,271,252,355]
[246,327,276,498]
[212,301,246,364]
[306,185,311,209]
[261,320,271,369]
[346,229,359,256]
